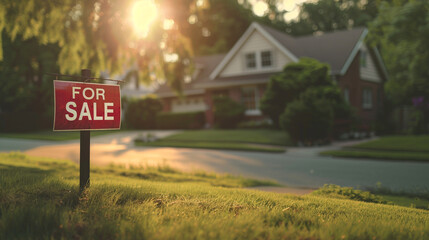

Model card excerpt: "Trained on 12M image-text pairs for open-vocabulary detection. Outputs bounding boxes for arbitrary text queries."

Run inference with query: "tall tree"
[287,0,378,35]
[369,0,429,133]
[0,0,196,85]
[0,33,59,131]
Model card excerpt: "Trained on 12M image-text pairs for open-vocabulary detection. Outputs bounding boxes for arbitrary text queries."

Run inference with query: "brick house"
[155,22,388,128]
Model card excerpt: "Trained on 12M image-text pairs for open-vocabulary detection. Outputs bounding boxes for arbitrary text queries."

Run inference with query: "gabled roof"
[210,22,368,78]
[155,54,225,97]
[259,24,368,75]
[209,22,299,80]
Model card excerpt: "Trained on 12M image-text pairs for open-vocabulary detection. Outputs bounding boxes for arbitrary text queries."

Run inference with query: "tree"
[0,33,59,132]
[261,58,352,141]
[280,97,333,144]
[287,0,378,36]
[369,0,429,133]
[261,58,336,126]
[0,0,197,87]
[213,96,245,129]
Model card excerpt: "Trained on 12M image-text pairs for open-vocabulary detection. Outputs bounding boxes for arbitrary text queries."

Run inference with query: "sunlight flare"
[131,0,158,38]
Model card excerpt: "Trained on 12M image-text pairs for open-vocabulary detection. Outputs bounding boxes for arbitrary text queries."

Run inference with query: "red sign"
[54,80,121,131]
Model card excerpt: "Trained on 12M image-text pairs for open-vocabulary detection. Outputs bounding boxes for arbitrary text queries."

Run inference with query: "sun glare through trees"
[131,0,158,38]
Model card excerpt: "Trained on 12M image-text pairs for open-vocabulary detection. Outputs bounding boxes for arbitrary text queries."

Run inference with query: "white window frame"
[260,50,273,68]
[241,86,261,116]
[244,52,257,70]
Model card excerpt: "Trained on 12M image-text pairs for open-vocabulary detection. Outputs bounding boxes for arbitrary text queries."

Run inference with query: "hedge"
[156,111,205,129]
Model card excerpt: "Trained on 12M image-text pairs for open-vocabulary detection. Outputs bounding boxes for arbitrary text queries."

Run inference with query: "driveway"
[1,131,429,192]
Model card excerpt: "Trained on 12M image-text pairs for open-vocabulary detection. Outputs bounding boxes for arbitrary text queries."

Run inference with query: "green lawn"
[381,195,429,210]
[349,135,429,152]
[135,140,286,153]
[1,152,429,239]
[135,129,290,153]
[0,130,120,141]
[162,129,292,146]
[321,135,429,162]
[320,149,429,162]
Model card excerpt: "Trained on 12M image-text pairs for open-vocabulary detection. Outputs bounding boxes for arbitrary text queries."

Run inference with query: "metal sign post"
[80,69,91,192]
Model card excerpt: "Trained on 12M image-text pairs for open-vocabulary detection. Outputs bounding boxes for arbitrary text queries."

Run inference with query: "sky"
[249,0,310,21]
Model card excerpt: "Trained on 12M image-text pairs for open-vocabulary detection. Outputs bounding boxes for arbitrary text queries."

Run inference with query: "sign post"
[53,69,121,192]
[80,69,91,191]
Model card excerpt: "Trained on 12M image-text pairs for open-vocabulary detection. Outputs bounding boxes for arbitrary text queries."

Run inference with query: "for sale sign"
[53,80,121,131]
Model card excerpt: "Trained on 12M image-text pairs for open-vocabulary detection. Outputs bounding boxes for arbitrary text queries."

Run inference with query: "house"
[155,22,388,129]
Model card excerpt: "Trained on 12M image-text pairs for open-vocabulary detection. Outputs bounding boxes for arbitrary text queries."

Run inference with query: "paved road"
[1,131,428,192]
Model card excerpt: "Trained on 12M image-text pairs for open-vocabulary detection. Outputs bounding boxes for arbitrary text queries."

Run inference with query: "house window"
[241,86,259,111]
[362,88,372,109]
[245,53,256,69]
[260,51,272,67]
[344,88,350,104]
[360,50,367,68]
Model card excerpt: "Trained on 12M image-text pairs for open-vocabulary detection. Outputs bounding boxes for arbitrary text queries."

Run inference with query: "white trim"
[254,23,298,62]
[340,28,369,75]
[209,23,258,80]
[209,22,298,80]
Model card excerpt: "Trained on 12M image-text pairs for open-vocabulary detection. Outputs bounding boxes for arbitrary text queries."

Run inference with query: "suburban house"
[154,22,388,129]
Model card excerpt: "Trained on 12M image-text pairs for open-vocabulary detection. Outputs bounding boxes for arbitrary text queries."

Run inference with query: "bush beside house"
[213,96,245,129]
[262,58,353,143]
[123,96,163,129]
[156,111,205,129]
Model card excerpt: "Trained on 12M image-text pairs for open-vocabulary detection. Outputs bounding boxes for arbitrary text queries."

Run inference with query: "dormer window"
[245,53,256,69]
[261,51,272,67]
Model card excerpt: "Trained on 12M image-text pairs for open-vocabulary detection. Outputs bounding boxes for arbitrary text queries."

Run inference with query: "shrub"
[261,58,353,141]
[213,96,245,129]
[237,119,273,129]
[260,58,333,127]
[156,111,205,129]
[280,98,333,143]
[123,96,163,129]
[312,184,387,204]
[0,112,52,132]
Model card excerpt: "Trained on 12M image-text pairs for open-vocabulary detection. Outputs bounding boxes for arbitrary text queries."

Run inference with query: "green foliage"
[0,0,197,91]
[0,130,117,141]
[213,96,245,129]
[161,129,292,146]
[287,0,378,36]
[135,140,285,153]
[320,149,429,162]
[0,34,59,132]
[261,58,333,127]
[261,58,352,142]
[237,120,273,129]
[280,98,333,143]
[312,184,387,204]
[124,96,163,129]
[369,0,429,133]
[321,135,429,162]
[350,135,429,152]
[1,153,429,240]
[156,111,205,129]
